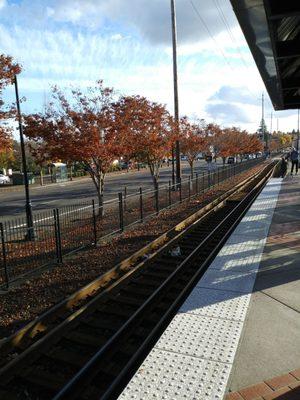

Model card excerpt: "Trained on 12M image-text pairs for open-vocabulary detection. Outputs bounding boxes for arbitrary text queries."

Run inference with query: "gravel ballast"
[0,164,267,339]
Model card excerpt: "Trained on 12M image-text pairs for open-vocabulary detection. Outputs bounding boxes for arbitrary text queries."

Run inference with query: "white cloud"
[111,33,123,41]
[206,103,251,124]
[1,0,298,133]
[0,0,238,45]
[45,0,232,44]
[0,0,5,10]
[46,6,55,17]
[210,86,259,106]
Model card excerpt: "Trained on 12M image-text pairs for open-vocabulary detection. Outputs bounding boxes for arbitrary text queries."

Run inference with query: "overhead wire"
[213,0,250,71]
[226,0,277,118]
[189,0,235,73]
[189,0,262,103]
[213,0,265,103]
[213,0,259,100]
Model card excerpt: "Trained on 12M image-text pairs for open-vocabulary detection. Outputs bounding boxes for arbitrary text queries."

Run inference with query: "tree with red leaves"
[241,132,263,158]
[0,128,12,156]
[205,123,222,162]
[111,95,172,189]
[180,117,206,178]
[225,127,244,160]
[23,112,57,183]
[207,125,263,164]
[0,54,21,156]
[24,81,119,213]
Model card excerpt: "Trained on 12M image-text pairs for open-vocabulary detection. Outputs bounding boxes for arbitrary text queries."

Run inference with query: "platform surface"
[226,173,300,398]
[119,173,300,400]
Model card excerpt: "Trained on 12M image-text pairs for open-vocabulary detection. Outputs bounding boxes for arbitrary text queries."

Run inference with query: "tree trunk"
[190,161,194,180]
[97,173,105,217]
[222,157,226,165]
[97,189,104,217]
[88,166,105,218]
[148,160,160,191]
[40,168,43,186]
[152,174,158,187]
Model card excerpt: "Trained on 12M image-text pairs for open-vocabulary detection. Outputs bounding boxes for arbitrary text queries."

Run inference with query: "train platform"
[119,172,300,399]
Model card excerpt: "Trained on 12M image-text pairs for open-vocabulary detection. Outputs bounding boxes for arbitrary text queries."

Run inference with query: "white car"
[0,174,10,184]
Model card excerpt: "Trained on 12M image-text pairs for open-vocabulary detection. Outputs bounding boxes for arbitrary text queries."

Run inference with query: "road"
[0,160,223,220]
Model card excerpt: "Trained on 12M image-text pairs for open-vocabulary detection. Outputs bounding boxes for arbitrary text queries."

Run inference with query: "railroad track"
[0,161,277,400]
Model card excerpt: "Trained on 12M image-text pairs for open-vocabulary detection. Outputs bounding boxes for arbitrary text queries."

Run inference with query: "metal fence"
[0,158,264,287]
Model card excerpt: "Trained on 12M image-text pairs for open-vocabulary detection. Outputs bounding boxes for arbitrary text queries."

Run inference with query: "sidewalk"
[226,369,300,400]
[225,172,300,398]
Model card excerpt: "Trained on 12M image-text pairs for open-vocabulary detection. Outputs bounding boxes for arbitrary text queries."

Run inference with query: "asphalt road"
[0,160,223,220]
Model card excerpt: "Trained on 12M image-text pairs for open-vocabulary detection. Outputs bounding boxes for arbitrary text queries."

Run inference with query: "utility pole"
[170,0,181,185]
[277,118,279,133]
[171,147,175,185]
[14,75,34,240]
[270,111,273,135]
[261,92,268,153]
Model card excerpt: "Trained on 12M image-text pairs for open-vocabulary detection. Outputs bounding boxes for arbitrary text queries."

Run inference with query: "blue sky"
[1,0,298,133]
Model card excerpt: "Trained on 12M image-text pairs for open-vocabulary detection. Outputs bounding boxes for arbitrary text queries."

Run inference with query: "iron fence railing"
[0,158,264,287]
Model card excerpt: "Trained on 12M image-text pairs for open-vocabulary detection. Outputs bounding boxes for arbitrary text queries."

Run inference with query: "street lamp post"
[14,75,34,240]
[170,0,181,185]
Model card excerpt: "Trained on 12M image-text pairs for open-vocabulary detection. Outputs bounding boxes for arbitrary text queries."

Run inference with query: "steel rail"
[0,162,277,400]
[53,164,275,400]
[99,163,274,400]
[0,162,270,363]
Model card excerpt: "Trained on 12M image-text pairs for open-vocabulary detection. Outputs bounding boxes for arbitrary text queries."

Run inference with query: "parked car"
[0,174,10,184]
[120,161,131,170]
[137,162,147,169]
[227,157,236,164]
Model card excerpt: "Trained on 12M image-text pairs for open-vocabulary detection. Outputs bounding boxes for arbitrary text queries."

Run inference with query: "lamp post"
[14,75,34,240]
[170,0,181,185]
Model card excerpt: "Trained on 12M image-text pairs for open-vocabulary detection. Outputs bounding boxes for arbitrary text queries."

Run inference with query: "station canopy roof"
[230,0,300,110]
